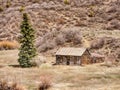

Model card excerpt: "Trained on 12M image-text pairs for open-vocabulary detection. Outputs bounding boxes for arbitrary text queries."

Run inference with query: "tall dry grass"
[38,75,52,90]
[0,40,19,50]
[0,80,25,90]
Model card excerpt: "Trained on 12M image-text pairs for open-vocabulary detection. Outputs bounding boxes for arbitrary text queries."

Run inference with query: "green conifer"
[18,13,36,68]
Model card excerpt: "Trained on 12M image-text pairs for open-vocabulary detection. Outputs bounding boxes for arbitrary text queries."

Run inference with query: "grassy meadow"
[0,50,120,90]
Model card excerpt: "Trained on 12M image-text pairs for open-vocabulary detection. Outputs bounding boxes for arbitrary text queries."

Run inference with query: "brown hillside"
[0,0,120,61]
[0,0,120,41]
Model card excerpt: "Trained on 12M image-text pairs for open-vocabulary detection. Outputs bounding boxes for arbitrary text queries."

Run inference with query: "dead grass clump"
[0,41,19,50]
[0,80,25,90]
[38,75,52,90]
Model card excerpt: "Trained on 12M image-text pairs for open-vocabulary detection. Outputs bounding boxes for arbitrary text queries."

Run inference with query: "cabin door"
[77,57,81,65]
[66,56,70,65]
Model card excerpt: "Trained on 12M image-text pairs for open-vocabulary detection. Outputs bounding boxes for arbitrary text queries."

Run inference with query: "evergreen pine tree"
[18,13,37,68]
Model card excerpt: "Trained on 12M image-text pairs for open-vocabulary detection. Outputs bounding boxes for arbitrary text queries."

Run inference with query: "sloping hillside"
[0,0,120,61]
[0,0,120,41]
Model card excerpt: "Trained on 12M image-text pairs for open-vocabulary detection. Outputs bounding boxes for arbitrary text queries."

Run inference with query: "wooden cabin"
[55,47,91,65]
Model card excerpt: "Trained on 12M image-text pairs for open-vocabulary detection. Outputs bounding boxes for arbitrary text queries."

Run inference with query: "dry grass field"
[0,50,120,90]
[0,0,120,90]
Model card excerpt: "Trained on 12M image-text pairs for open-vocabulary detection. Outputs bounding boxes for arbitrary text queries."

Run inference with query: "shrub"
[19,6,25,12]
[0,80,25,90]
[0,41,19,50]
[0,7,3,12]
[88,10,95,17]
[37,29,82,52]
[73,34,82,44]
[31,56,46,67]
[64,0,70,4]
[38,75,52,90]
[105,19,120,30]
[44,30,58,39]
[55,34,66,45]
[91,38,104,49]
[46,40,56,50]
[6,0,11,8]
[38,43,47,52]
[38,40,56,52]
[62,29,82,43]
[18,13,37,68]
[62,30,74,42]
[32,0,40,3]
[104,53,118,67]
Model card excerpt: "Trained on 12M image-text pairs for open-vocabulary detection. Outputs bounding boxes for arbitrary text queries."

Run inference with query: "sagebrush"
[37,29,82,52]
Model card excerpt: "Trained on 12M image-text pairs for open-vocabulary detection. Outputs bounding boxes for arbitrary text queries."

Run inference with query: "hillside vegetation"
[0,0,120,41]
[0,0,120,61]
[0,1,120,90]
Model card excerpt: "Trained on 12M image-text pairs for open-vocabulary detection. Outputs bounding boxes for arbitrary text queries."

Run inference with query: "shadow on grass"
[8,64,37,68]
[9,64,21,68]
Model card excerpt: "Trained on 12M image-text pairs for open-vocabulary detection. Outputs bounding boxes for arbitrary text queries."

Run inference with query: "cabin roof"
[91,53,105,58]
[56,47,87,56]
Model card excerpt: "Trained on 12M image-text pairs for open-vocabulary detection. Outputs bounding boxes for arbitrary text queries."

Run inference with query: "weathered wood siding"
[80,50,91,65]
[56,50,91,65]
[56,55,82,65]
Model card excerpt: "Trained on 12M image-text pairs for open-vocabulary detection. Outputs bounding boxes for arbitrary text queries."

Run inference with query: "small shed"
[55,47,91,65]
[91,53,105,63]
